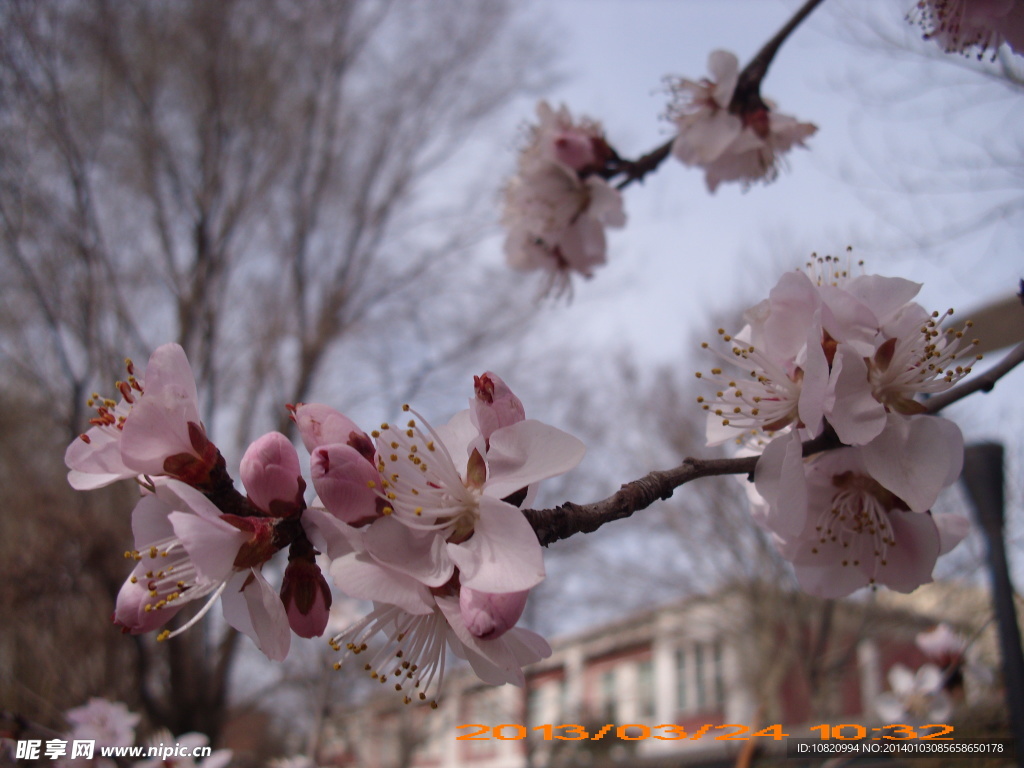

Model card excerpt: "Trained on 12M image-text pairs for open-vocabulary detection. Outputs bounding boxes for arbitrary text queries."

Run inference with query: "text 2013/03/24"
[455,723,956,742]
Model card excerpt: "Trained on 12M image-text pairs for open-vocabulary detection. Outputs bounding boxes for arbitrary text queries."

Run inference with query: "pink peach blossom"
[667,50,816,192]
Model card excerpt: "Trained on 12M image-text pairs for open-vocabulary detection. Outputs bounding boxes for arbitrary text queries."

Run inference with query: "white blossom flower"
[63,698,139,748]
[327,549,549,707]
[667,50,816,192]
[370,405,584,594]
[753,418,968,597]
[114,479,291,660]
[65,344,219,490]
[699,254,980,449]
[875,664,953,723]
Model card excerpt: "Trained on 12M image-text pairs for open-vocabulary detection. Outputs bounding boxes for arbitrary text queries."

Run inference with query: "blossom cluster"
[698,254,978,597]
[665,50,817,193]
[65,345,584,703]
[502,101,626,296]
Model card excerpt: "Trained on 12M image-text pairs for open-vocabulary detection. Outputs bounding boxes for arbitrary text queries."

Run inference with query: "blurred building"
[326,584,995,768]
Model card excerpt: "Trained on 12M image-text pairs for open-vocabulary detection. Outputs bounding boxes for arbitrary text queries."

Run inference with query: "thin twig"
[925,340,1024,413]
[524,340,1024,547]
[611,139,674,189]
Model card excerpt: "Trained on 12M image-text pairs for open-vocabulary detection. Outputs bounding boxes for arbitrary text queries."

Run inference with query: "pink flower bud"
[552,130,597,171]
[240,432,305,517]
[291,403,371,456]
[459,587,529,641]
[310,444,382,525]
[280,556,332,639]
[471,372,525,443]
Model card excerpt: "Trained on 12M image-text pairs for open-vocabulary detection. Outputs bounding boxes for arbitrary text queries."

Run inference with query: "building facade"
[326,586,986,768]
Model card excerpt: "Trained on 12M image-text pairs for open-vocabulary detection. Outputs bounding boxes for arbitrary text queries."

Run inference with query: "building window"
[601,669,617,721]
[677,640,725,714]
[712,640,726,707]
[695,643,706,710]
[527,686,543,726]
[637,659,655,718]
[675,648,688,712]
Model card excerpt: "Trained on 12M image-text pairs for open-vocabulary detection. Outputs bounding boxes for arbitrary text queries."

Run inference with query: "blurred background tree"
[0,0,553,746]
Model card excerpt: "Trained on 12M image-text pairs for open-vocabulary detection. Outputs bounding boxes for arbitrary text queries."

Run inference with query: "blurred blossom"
[917,622,967,663]
[63,698,139,748]
[666,50,816,192]
[875,664,953,723]
[910,0,1024,57]
[502,101,625,297]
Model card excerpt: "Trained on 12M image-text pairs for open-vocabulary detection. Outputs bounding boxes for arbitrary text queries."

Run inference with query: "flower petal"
[483,420,585,500]
[872,509,941,593]
[447,496,545,593]
[363,516,454,588]
[827,347,887,445]
[310,443,381,525]
[861,416,963,512]
[65,427,134,489]
[753,433,807,538]
[120,344,202,475]
[329,552,434,615]
[169,510,247,584]
[221,569,291,661]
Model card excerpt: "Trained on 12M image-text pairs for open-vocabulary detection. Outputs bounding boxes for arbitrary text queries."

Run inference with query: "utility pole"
[962,442,1024,767]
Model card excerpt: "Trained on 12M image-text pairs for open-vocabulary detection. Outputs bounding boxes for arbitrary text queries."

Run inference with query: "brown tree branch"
[729,0,828,115]
[923,340,1024,413]
[524,340,1024,547]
